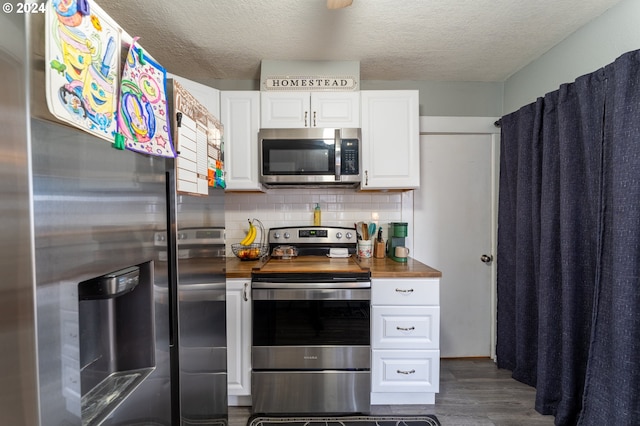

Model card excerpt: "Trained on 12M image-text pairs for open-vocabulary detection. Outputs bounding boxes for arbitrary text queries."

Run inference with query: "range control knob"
[273,232,281,240]
[284,232,291,239]
[336,232,343,239]
[345,232,353,240]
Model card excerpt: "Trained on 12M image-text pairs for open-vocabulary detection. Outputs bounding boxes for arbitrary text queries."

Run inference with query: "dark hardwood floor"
[229,358,555,426]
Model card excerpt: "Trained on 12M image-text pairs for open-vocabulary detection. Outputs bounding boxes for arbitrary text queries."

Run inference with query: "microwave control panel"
[341,139,359,175]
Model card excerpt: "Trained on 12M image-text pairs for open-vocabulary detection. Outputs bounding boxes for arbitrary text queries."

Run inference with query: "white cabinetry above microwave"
[261,92,360,129]
[360,90,420,190]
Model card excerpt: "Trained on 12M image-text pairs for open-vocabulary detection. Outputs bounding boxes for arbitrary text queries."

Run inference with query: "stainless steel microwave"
[259,128,361,187]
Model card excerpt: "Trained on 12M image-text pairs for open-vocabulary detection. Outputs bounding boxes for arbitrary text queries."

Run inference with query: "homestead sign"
[264,76,358,91]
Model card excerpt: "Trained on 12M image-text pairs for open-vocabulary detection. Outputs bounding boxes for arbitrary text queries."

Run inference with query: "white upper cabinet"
[261,91,360,128]
[360,90,420,190]
[220,91,263,191]
[311,92,360,128]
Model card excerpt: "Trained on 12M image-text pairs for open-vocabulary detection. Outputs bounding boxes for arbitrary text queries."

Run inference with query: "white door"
[413,131,496,358]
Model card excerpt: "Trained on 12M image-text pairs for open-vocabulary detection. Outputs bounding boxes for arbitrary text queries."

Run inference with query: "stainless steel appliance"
[251,226,371,414]
[259,128,361,187]
[155,224,227,425]
[1,13,227,425]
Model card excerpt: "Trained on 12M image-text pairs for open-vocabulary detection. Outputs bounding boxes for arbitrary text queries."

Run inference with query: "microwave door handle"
[334,129,341,181]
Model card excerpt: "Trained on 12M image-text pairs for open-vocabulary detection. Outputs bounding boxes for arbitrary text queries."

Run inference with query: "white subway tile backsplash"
[224,188,408,255]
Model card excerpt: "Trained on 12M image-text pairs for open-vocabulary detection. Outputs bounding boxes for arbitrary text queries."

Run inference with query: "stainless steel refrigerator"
[1,12,227,426]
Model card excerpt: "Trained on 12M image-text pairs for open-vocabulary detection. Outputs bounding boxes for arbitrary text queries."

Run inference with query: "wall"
[224,188,406,255]
[362,80,503,117]
[211,79,504,117]
[218,0,640,252]
[503,0,640,114]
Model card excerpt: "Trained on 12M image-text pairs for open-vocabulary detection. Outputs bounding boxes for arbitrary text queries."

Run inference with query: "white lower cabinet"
[371,278,440,405]
[226,279,252,405]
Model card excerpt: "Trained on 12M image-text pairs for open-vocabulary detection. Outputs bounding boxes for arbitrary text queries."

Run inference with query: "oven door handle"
[252,287,370,301]
[252,281,371,289]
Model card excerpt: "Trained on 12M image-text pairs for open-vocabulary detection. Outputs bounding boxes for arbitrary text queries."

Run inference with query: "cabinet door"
[260,92,310,128]
[372,306,440,350]
[372,350,440,393]
[226,279,252,396]
[360,90,420,189]
[220,91,262,191]
[371,278,439,306]
[311,92,360,128]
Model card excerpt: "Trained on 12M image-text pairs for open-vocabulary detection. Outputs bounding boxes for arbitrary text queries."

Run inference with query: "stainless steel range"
[251,226,371,414]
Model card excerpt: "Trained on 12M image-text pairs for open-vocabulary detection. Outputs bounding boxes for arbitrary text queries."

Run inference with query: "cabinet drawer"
[372,278,439,306]
[372,350,440,393]
[372,306,439,349]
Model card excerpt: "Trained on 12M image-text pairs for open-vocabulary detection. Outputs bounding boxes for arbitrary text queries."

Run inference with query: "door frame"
[406,116,500,359]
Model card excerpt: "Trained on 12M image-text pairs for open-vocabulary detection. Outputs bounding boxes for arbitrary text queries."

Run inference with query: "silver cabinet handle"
[243,282,249,302]
[313,111,317,127]
[365,170,368,185]
[396,326,415,331]
[397,369,416,375]
[395,288,414,293]
[304,111,308,127]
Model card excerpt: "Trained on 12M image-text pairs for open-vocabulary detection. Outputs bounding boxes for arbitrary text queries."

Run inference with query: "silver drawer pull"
[396,326,415,331]
[395,288,414,293]
[397,369,416,375]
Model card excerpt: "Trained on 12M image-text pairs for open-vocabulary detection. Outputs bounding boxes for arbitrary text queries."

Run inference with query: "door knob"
[480,254,493,264]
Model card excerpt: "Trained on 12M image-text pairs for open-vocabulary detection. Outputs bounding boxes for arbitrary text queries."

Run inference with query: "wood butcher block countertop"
[355,256,442,278]
[226,255,441,279]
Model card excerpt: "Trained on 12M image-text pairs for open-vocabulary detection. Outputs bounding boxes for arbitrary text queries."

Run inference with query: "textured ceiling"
[99,0,622,84]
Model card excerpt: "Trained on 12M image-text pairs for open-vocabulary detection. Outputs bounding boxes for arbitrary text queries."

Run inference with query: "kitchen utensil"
[368,223,376,239]
[358,221,367,240]
[377,228,383,241]
[354,223,362,240]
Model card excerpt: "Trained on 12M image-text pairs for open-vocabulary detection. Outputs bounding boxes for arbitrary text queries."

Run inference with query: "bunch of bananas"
[239,219,257,246]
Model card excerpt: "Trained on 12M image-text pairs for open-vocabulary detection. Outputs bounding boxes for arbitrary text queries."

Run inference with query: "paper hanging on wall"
[45,0,120,141]
[170,80,225,195]
[116,39,176,158]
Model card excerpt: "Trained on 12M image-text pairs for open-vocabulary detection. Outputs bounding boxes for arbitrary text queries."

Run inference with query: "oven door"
[252,285,371,370]
[251,284,371,414]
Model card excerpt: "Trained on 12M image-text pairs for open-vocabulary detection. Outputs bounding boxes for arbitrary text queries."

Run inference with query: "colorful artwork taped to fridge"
[45,0,120,142]
[116,39,176,158]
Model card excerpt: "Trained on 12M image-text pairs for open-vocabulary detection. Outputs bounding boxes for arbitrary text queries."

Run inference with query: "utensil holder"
[357,240,372,258]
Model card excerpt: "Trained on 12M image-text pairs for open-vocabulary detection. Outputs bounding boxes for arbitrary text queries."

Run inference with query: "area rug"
[247,415,440,426]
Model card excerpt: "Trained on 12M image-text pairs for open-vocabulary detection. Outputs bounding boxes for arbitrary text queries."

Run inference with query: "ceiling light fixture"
[327,0,353,9]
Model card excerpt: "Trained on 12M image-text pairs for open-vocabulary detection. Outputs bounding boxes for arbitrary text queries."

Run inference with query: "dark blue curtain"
[497,49,640,426]
[578,50,640,426]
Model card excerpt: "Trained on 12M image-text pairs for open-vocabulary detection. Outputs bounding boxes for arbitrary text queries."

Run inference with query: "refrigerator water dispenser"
[78,261,155,426]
